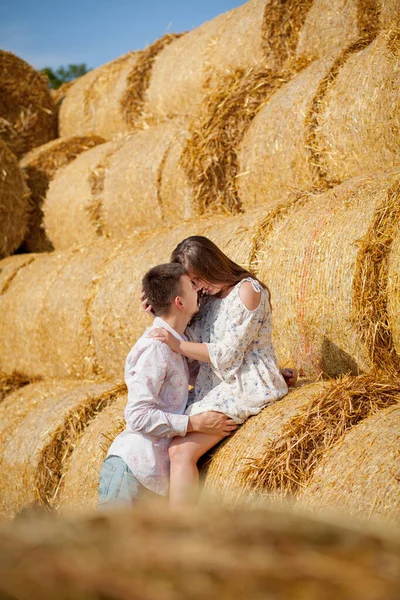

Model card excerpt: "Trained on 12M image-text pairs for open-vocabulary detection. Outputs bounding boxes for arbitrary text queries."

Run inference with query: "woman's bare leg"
[168,431,225,508]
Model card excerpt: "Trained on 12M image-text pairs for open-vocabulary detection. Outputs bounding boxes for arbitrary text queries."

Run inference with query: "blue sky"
[0,0,246,71]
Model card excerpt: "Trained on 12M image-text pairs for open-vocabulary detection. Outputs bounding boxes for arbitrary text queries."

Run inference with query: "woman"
[148,236,295,507]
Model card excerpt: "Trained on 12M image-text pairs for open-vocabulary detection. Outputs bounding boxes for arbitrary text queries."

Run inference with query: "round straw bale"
[0,51,56,158]
[0,380,123,520]
[232,373,400,502]
[0,243,113,379]
[58,393,127,514]
[253,168,400,377]
[202,381,328,505]
[312,30,400,185]
[59,53,140,139]
[35,243,114,378]
[296,0,400,62]
[91,211,263,378]
[0,501,400,600]
[102,119,192,237]
[181,58,312,216]
[237,55,336,209]
[144,0,314,123]
[143,11,234,121]
[43,140,114,250]
[20,135,105,252]
[0,251,71,376]
[296,0,364,60]
[0,139,31,258]
[158,125,194,221]
[297,404,400,522]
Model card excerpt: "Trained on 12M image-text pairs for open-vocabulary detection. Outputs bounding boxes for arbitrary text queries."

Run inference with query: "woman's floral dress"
[185,277,288,424]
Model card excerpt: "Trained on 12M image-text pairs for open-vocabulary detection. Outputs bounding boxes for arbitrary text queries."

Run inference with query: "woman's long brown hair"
[170,236,271,302]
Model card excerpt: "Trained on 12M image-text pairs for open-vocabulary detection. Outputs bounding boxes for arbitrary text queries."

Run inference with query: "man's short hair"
[142,263,187,317]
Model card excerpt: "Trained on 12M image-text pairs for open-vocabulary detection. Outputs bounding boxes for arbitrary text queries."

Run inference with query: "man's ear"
[174,296,184,310]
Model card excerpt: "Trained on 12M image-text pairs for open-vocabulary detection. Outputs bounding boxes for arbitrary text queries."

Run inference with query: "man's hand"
[188,411,238,436]
[140,291,154,315]
[281,368,298,387]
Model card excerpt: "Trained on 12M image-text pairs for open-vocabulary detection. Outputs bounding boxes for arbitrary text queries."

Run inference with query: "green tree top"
[42,63,91,89]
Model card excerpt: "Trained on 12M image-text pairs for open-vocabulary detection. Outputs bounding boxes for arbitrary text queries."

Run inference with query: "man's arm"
[126,343,237,438]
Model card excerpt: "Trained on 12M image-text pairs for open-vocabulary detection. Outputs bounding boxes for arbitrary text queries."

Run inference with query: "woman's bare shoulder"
[238,280,261,311]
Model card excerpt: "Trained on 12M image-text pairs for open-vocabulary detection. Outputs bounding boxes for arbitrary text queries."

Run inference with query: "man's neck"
[158,313,191,337]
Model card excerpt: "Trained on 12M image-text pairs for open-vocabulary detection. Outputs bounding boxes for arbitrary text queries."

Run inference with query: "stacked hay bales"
[203,375,400,516]
[2,167,400,381]
[253,168,400,377]
[181,56,327,215]
[20,135,105,252]
[296,0,400,61]
[0,380,125,520]
[143,0,315,122]
[43,122,194,249]
[58,53,140,138]
[0,51,57,158]
[203,381,328,504]
[237,30,400,208]
[58,394,127,514]
[101,119,192,237]
[0,243,114,379]
[0,139,31,258]
[59,35,179,139]
[297,404,400,522]
[311,29,400,186]
[0,502,399,600]
[43,141,116,250]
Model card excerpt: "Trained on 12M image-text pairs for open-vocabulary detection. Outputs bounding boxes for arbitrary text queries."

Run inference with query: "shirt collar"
[152,316,185,341]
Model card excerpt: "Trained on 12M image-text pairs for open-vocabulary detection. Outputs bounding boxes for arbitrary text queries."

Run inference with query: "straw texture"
[239,373,400,502]
[312,30,400,185]
[0,139,31,257]
[237,56,336,209]
[297,404,400,522]
[102,119,192,236]
[0,243,111,379]
[59,53,140,139]
[181,58,311,216]
[144,0,313,121]
[0,502,399,600]
[43,141,114,250]
[253,168,400,377]
[203,381,327,505]
[20,135,105,252]
[296,0,362,59]
[58,393,127,514]
[0,51,56,158]
[0,380,124,520]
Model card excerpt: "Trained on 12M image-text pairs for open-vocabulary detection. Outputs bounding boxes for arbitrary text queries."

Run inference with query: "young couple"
[98,236,296,508]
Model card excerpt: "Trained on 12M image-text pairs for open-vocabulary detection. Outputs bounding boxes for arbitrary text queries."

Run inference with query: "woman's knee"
[168,442,197,464]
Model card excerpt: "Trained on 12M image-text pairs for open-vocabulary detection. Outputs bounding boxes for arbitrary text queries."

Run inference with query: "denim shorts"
[98,455,143,507]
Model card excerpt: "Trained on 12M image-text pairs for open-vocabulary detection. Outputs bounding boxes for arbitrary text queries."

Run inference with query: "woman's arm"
[148,329,211,362]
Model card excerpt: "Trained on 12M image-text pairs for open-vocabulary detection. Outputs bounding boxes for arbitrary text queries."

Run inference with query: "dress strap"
[238,277,262,293]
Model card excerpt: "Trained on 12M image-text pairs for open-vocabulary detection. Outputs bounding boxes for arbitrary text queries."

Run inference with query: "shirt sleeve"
[124,343,188,438]
[205,285,267,381]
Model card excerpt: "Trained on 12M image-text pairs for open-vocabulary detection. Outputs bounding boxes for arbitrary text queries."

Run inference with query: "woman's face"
[187,271,224,296]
